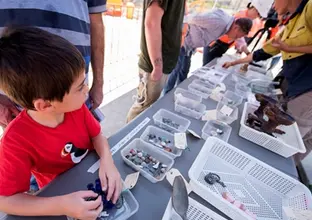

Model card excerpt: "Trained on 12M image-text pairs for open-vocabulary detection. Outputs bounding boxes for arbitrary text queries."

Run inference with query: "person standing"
[126,0,186,122]
[163,9,252,94]
[0,0,106,128]
[202,0,274,66]
[223,0,312,164]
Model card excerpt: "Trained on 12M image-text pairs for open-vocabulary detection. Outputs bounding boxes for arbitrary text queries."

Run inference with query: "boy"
[0,27,122,219]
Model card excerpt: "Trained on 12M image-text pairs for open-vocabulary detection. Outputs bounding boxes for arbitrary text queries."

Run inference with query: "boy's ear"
[33,99,53,112]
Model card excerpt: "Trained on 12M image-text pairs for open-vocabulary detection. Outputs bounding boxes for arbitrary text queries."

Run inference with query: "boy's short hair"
[235,18,253,35]
[0,26,85,110]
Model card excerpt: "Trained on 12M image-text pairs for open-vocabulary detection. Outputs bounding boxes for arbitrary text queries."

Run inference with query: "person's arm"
[92,134,121,204]
[89,13,105,109]
[0,191,102,218]
[234,37,250,55]
[286,45,312,53]
[82,104,121,204]
[145,1,165,81]
[223,53,253,68]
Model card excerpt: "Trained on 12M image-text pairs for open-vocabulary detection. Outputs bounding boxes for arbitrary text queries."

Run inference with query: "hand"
[0,94,20,128]
[62,191,103,220]
[99,159,122,204]
[271,36,290,52]
[150,68,163,82]
[89,82,104,110]
[222,62,233,69]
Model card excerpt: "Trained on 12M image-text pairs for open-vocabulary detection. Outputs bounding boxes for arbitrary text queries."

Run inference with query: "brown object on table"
[246,94,296,137]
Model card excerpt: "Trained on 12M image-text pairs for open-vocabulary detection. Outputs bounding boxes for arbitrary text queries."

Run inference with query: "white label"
[124,171,140,190]
[263,114,269,122]
[220,105,233,116]
[174,133,187,150]
[202,109,217,121]
[188,129,201,139]
[283,207,312,220]
[87,117,150,173]
[273,89,283,95]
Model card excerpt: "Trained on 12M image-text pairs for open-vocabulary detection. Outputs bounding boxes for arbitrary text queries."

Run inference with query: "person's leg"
[127,69,168,122]
[163,48,186,94]
[202,46,212,66]
[177,53,192,84]
[287,91,312,164]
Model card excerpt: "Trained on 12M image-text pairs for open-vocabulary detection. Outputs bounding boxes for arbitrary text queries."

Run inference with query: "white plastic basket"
[239,102,306,158]
[189,137,312,220]
[162,197,227,220]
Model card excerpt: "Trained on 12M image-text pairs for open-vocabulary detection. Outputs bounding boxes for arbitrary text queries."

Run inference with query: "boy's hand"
[62,191,103,220]
[99,160,122,204]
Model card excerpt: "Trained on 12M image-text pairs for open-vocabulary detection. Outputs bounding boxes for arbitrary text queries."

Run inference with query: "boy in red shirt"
[0,27,122,219]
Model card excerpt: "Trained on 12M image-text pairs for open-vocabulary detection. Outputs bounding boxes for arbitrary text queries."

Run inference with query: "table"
[5,71,298,220]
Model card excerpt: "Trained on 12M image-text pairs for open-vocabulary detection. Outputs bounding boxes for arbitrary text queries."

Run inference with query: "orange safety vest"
[210,9,264,46]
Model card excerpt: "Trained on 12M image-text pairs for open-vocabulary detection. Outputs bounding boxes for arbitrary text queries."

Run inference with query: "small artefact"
[86,178,124,212]
[246,94,296,136]
[204,172,226,187]
[216,129,223,135]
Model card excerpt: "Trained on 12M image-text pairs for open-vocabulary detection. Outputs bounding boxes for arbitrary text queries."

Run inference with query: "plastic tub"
[153,109,191,133]
[67,182,139,220]
[201,120,232,142]
[121,139,174,183]
[193,79,217,90]
[195,70,228,85]
[189,137,312,220]
[188,81,213,99]
[216,102,238,125]
[235,83,251,99]
[140,125,182,158]
[174,88,202,102]
[175,95,206,119]
[220,90,243,107]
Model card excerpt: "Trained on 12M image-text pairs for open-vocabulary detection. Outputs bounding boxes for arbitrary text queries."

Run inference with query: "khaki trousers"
[126,69,167,123]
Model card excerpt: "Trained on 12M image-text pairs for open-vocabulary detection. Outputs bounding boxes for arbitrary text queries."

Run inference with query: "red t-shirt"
[0,104,101,196]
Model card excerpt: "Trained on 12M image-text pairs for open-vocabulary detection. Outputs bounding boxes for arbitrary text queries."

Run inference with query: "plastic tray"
[121,138,174,183]
[239,102,306,158]
[175,95,206,120]
[188,81,213,99]
[202,120,232,142]
[140,125,183,158]
[162,197,227,220]
[216,102,238,125]
[235,83,251,99]
[195,69,228,85]
[189,137,312,220]
[174,88,202,102]
[220,90,243,107]
[153,109,191,133]
[66,183,139,220]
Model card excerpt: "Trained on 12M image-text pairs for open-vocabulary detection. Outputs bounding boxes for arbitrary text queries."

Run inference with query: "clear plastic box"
[121,138,174,183]
[174,88,202,102]
[193,79,217,90]
[175,95,206,120]
[235,83,251,99]
[188,81,213,99]
[220,90,243,107]
[216,102,238,125]
[140,125,183,158]
[195,70,228,85]
[201,120,232,142]
[153,109,191,133]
